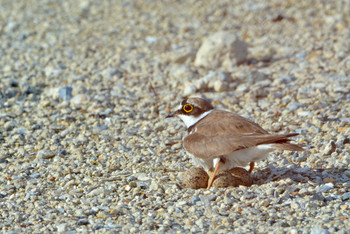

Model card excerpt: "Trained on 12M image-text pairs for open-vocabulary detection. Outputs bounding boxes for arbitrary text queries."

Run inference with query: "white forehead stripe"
[178,109,214,128]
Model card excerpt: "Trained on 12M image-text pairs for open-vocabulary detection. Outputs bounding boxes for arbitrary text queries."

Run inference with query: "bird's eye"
[183,104,193,112]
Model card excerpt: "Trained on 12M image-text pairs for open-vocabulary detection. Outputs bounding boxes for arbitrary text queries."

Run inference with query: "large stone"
[194,31,247,70]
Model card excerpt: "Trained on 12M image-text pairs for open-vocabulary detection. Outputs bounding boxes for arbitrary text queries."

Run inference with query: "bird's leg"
[207,158,221,189]
[248,162,255,174]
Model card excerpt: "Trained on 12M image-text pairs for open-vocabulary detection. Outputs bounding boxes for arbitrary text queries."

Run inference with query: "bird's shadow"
[252,164,349,186]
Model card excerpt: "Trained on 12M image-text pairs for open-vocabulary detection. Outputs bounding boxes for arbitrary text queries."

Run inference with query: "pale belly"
[189,144,274,172]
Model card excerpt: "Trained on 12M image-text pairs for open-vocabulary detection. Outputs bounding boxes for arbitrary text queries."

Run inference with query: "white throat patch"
[178,110,214,128]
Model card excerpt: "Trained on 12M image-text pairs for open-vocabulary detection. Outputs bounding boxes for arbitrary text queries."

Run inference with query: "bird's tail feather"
[272,143,304,151]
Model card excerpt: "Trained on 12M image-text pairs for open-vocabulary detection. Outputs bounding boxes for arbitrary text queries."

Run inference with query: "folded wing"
[184,132,302,159]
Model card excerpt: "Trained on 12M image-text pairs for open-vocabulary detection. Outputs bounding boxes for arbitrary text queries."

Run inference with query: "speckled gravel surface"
[1,0,349,233]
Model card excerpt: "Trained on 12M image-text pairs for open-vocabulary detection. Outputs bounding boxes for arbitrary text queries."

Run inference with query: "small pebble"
[316,183,334,192]
[324,141,336,155]
[58,86,73,101]
[341,192,350,201]
[37,150,55,159]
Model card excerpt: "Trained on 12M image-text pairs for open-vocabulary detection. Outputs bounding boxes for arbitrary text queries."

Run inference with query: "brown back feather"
[193,110,268,136]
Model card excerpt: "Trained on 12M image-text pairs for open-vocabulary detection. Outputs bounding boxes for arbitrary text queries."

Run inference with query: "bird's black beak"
[166,110,179,118]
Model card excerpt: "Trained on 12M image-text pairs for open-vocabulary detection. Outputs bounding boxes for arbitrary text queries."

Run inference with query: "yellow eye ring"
[183,104,193,112]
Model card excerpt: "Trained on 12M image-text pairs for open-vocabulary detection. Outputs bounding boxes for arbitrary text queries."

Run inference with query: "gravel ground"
[0,0,349,233]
